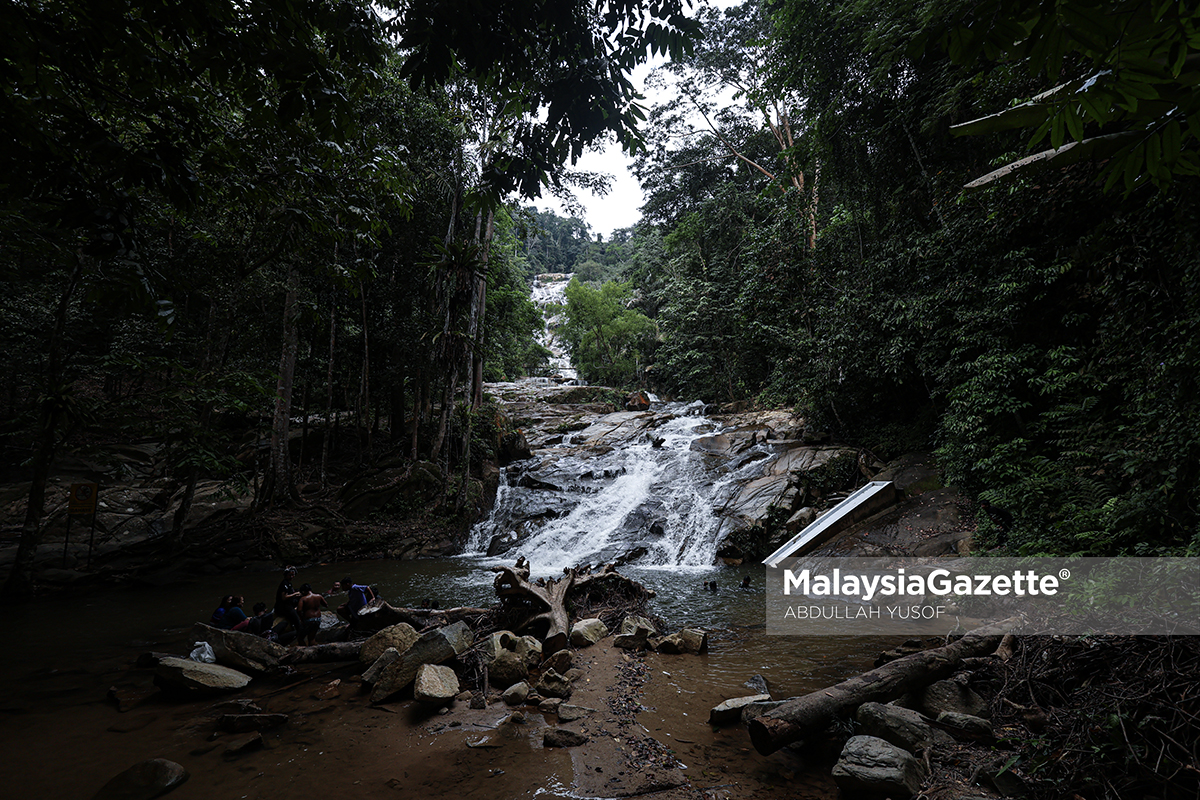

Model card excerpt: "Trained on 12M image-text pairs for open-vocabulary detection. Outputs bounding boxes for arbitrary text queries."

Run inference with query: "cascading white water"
[465,399,770,576]
[530,272,578,382]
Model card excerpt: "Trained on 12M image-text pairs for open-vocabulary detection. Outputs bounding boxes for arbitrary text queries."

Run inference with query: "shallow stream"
[0,559,895,798]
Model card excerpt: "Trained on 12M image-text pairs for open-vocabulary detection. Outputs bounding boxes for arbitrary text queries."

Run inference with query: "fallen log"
[354,603,492,632]
[748,617,1020,755]
[280,641,362,664]
[491,558,651,655]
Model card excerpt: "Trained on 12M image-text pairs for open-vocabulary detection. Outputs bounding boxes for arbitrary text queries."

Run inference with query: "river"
[0,556,896,798]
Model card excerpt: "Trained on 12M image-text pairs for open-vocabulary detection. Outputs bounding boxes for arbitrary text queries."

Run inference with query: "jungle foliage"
[0,0,695,594]
[616,0,1200,557]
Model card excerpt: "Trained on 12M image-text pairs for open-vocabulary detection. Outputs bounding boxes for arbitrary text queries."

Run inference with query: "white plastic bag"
[190,641,216,663]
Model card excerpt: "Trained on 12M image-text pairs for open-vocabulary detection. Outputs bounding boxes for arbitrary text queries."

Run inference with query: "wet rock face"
[472,377,885,569]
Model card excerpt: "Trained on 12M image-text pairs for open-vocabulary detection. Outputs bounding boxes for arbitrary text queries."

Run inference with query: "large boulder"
[92,758,188,800]
[155,657,252,695]
[191,623,287,674]
[502,682,531,706]
[832,735,924,799]
[487,650,529,689]
[369,622,473,703]
[413,664,460,705]
[713,445,859,541]
[535,669,573,699]
[482,631,541,668]
[360,623,420,666]
[614,617,654,650]
[569,619,608,647]
[362,647,401,686]
[856,702,950,754]
[914,679,988,718]
[654,628,708,655]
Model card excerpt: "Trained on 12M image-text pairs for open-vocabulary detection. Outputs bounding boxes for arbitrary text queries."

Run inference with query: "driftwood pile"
[748,617,1017,754]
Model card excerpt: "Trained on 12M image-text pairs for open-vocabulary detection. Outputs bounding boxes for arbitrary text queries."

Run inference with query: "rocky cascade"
[467,380,863,572]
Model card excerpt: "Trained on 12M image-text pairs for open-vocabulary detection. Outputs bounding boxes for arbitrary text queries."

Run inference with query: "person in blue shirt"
[209,595,233,627]
[336,577,375,621]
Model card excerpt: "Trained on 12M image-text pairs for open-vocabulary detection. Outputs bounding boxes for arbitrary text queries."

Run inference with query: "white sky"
[535,0,741,239]
[537,61,661,240]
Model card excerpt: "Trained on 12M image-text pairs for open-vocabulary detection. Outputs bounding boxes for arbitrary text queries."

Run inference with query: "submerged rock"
[543,728,589,748]
[654,628,708,654]
[92,758,188,800]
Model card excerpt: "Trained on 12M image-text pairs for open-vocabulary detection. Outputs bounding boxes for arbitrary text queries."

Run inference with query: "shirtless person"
[296,584,327,646]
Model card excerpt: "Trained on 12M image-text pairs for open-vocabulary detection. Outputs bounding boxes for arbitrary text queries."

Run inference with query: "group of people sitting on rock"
[208,595,273,637]
[208,566,379,647]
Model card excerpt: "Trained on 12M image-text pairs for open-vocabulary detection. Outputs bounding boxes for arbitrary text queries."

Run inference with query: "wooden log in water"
[280,641,362,664]
[747,617,1020,755]
[355,602,492,632]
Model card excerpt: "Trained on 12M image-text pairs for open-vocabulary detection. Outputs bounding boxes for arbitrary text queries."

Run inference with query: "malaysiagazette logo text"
[783,567,1061,602]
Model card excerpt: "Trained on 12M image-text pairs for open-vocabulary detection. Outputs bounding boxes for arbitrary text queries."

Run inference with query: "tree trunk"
[410,369,422,460]
[3,255,84,596]
[280,641,363,664]
[430,372,458,468]
[389,368,405,444]
[354,602,492,632]
[321,289,336,487]
[490,559,651,656]
[358,279,372,465]
[747,617,1020,755]
[266,265,300,505]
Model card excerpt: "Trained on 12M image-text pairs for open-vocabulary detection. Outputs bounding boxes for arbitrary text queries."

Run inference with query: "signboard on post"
[68,483,99,516]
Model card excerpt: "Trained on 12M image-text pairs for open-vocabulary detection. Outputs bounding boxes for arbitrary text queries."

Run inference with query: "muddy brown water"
[0,559,899,798]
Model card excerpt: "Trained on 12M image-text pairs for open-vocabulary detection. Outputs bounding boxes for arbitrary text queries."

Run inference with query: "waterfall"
[530,272,578,382]
[466,399,767,576]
